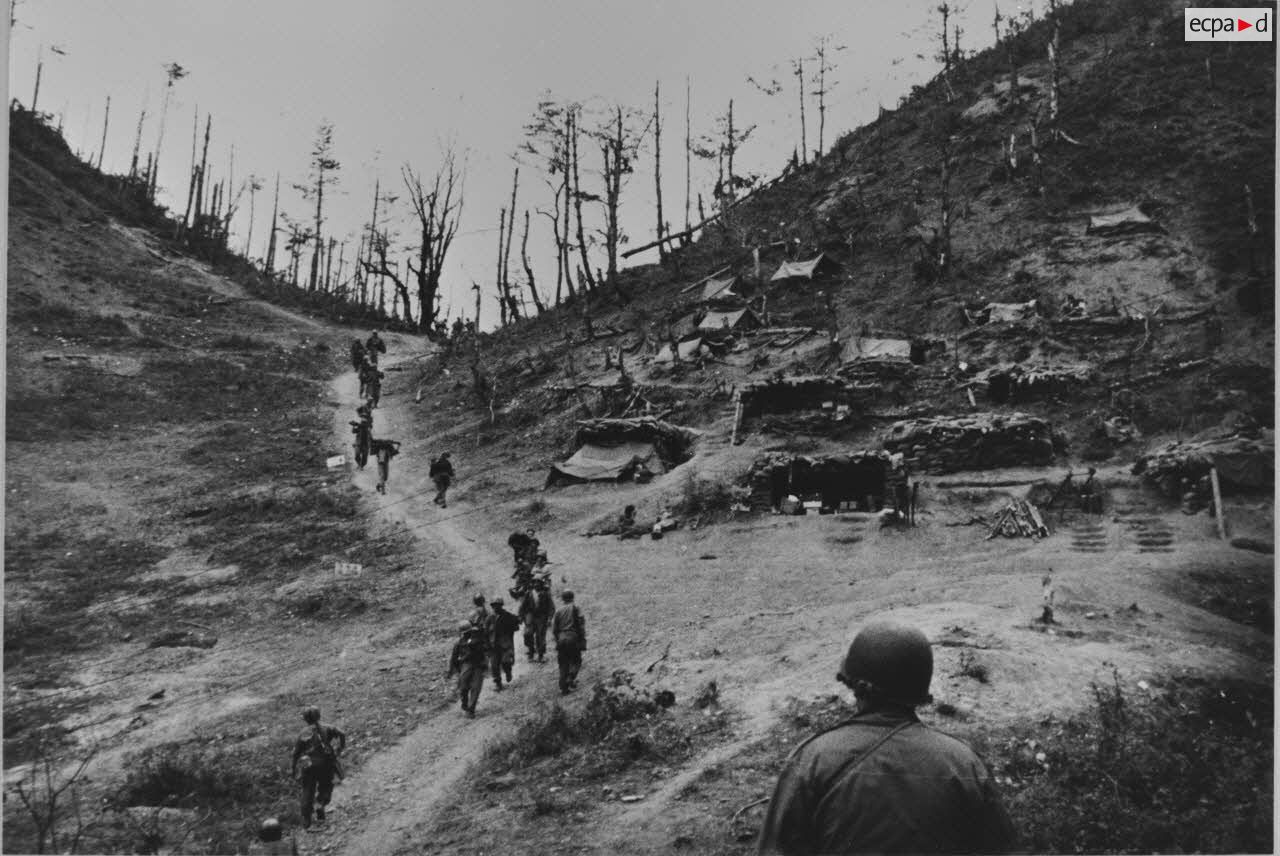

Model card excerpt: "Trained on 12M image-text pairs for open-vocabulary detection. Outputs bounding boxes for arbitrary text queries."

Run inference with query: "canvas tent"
[848,337,911,360]
[698,308,760,333]
[1087,206,1162,237]
[699,275,740,303]
[547,417,699,487]
[546,441,663,486]
[655,337,706,364]
[769,253,841,283]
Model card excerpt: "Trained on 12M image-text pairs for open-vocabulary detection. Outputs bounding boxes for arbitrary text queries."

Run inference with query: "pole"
[1209,467,1227,540]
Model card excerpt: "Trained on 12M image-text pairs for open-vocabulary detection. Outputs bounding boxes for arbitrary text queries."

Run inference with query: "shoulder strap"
[822,719,915,786]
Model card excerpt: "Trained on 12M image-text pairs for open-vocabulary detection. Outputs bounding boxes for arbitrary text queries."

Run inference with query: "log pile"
[883,412,1056,474]
[986,498,1049,539]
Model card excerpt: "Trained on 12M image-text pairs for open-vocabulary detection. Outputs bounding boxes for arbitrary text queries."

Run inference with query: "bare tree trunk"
[522,209,544,313]
[324,237,336,291]
[570,107,596,292]
[653,80,666,263]
[264,173,280,277]
[179,106,198,235]
[726,99,736,203]
[308,161,325,291]
[816,45,827,153]
[684,76,692,235]
[243,183,256,257]
[194,114,211,237]
[95,94,110,171]
[30,48,42,114]
[503,166,519,316]
[797,57,807,164]
[335,241,346,294]
[128,107,147,182]
[496,207,508,326]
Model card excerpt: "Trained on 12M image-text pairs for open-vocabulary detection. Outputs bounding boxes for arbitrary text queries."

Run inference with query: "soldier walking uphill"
[518,576,555,662]
[756,620,1015,855]
[291,706,346,830]
[485,598,522,690]
[430,451,455,508]
[349,338,366,373]
[370,438,400,494]
[552,590,587,694]
[447,621,489,718]
[365,330,387,366]
[360,360,384,408]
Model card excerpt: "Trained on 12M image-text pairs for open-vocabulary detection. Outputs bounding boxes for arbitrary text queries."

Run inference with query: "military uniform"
[551,599,586,694]
[757,707,1015,855]
[429,454,455,507]
[291,723,346,829]
[486,603,522,688]
[518,585,555,661]
[448,627,489,717]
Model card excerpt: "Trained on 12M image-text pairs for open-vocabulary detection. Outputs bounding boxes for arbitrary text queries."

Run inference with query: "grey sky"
[8,0,1040,327]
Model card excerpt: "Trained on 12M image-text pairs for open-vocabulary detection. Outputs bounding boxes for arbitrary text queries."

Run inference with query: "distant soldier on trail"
[360,360,384,408]
[370,438,400,494]
[467,593,489,628]
[518,576,555,662]
[552,590,587,695]
[290,706,346,830]
[350,402,373,469]
[447,620,489,718]
[508,529,534,572]
[430,451,455,508]
[365,330,387,366]
[486,598,522,690]
[349,339,366,372]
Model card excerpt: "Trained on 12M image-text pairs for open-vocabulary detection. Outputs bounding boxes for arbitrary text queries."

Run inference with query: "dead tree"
[264,173,280,277]
[242,175,263,258]
[597,105,644,285]
[300,122,340,292]
[149,61,188,200]
[937,4,956,102]
[128,104,147,183]
[502,166,520,316]
[684,77,693,236]
[811,35,844,156]
[795,57,807,165]
[569,105,596,293]
[521,209,545,313]
[363,230,414,325]
[94,94,110,171]
[523,95,574,304]
[652,80,666,262]
[403,149,464,329]
[30,44,42,114]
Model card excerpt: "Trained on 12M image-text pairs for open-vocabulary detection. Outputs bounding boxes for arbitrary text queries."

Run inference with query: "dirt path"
[319,351,573,856]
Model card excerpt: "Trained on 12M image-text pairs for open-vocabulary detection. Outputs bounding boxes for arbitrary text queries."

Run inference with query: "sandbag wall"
[883,412,1056,474]
[745,451,906,511]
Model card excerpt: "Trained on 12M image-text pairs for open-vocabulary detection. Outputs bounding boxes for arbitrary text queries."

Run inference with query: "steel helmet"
[302,706,321,724]
[838,621,933,706]
[457,621,472,633]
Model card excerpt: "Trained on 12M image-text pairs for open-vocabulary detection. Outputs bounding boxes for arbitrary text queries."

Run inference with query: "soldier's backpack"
[300,725,342,779]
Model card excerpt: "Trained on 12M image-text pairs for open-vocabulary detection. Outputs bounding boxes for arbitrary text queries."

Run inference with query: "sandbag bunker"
[546,417,698,487]
[745,451,907,513]
[883,412,1058,474]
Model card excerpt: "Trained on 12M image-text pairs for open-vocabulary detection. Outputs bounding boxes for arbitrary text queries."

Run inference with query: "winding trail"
[319,345,569,856]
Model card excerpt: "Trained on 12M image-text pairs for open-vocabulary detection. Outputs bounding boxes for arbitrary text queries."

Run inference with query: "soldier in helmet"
[551,589,586,694]
[757,619,1015,855]
[290,706,346,830]
[247,817,297,855]
[485,597,522,690]
[447,620,489,718]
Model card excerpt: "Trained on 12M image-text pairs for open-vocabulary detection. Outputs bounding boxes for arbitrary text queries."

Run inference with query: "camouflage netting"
[745,450,907,511]
[882,412,1057,474]
[1131,432,1274,497]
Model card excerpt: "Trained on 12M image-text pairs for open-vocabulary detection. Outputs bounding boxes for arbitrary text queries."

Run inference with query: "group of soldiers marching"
[447,530,586,717]
[348,331,400,494]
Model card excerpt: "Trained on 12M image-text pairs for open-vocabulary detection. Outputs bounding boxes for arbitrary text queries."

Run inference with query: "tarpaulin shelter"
[769,253,841,283]
[1087,206,1162,237]
[698,308,761,333]
[654,337,706,364]
[546,441,664,486]
[966,299,1039,325]
[848,337,911,359]
[699,275,740,303]
[547,418,698,487]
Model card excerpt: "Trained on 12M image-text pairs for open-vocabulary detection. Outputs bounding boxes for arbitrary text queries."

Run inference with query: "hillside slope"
[4,0,1273,853]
